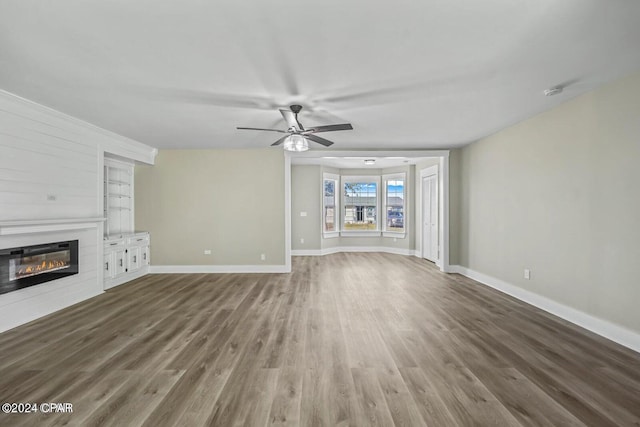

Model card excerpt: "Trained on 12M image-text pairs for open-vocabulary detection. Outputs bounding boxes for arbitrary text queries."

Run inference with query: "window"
[342,177,380,232]
[384,173,406,235]
[321,173,406,238]
[323,174,339,236]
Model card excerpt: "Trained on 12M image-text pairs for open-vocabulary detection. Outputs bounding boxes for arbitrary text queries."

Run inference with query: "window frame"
[340,175,381,237]
[322,173,340,238]
[382,172,407,238]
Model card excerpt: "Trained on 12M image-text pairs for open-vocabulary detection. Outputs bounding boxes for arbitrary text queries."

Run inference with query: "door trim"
[418,161,448,271]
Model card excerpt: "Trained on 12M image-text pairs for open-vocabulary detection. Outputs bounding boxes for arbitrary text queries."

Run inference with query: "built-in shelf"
[104,159,133,236]
[0,218,106,236]
[103,157,149,291]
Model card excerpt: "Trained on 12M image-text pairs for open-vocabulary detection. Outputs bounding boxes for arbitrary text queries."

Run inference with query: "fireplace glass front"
[0,240,79,295]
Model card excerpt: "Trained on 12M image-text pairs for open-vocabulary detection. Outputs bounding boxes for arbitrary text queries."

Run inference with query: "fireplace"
[0,240,79,295]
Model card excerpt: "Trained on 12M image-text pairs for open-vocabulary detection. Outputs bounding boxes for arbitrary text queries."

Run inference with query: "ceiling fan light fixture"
[283,134,309,152]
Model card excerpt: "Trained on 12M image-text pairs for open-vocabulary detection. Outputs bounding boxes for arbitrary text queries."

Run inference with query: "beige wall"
[448,149,462,265]
[291,165,321,251]
[456,71,640,332]
[135,149,285,265]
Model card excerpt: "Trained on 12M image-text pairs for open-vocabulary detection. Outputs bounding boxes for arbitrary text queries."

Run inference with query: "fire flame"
[18,260,69,277]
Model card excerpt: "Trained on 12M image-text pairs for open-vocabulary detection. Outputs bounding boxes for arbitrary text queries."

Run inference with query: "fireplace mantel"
[0,218,105,236]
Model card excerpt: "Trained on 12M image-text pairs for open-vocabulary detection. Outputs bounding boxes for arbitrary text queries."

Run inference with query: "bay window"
[320,172,407,238]
[323,173,339,237]
[342,176,380,235]
[383,173,406,236]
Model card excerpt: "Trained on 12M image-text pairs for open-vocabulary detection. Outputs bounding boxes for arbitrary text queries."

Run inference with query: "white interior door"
[422,174,439,262]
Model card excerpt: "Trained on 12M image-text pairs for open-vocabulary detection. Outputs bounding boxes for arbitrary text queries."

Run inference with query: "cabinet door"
[104,253,115,279]
[128,246,141,272]
[114,249,127,276]
[141,246,150,266]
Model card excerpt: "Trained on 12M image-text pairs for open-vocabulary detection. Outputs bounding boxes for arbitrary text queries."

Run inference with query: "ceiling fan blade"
[275,55,299,97]
[305,123,353,133]
[305,108,349,125]
[237,127,287,133]
[132,87,278,110]
[312,74,468,107]
[271,135,289,146]
[305,134,334,147]
[280,109,301,131]
[319,85,416,105]
[268,34,299,96]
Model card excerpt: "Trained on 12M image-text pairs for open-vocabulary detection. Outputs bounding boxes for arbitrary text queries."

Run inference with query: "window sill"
[340,231,381,237]
[323,232,340,239]
[383,231,406,238]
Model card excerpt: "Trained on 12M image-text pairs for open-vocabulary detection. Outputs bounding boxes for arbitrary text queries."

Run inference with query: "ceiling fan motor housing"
[289,104,303,114]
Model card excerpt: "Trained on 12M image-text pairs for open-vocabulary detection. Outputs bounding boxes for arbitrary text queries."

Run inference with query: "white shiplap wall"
[0,90,156,332]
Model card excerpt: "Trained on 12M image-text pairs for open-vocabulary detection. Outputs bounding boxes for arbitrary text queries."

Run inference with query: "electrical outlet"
[204,249,211,255]
[524,269,531,280]
[300,238,304,244]
[261,254,266,261]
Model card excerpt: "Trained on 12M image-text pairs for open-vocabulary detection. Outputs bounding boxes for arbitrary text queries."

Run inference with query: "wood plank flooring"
[0,253,639,426]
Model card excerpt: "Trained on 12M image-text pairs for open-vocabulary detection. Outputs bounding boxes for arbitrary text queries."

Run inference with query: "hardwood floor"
[1,253,639,426]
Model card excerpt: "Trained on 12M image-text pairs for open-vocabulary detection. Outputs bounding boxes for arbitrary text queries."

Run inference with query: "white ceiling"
[1,1,639,150]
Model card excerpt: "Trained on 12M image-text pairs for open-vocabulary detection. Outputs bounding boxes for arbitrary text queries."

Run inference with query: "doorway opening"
[286,150,451,272]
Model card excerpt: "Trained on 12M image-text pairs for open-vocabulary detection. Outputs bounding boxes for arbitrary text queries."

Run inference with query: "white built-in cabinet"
[103,158,150,289]
[103,232,150,289]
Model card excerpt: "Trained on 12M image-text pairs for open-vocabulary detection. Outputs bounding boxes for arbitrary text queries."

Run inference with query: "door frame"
[416,157,449,271]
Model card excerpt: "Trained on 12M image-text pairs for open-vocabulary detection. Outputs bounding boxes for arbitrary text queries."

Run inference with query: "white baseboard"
[291,249,324,256]
[149,264,290,274]
[450,265,640,353]
[292,246,415,257]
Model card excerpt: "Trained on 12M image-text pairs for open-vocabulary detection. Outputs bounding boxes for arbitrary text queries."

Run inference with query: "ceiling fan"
[237,104,353,151]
